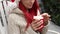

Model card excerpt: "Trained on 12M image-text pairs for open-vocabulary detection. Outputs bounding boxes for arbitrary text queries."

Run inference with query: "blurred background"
[38,0,60,34]
[39,0,60,26]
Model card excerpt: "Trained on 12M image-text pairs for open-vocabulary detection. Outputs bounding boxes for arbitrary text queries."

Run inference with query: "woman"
[8,0,50,34]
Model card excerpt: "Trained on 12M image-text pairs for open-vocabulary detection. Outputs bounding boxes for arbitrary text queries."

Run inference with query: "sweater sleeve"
[8,13,27,34]
[8,14,21,34]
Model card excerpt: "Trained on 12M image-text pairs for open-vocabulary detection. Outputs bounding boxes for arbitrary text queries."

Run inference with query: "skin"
[21,0,50,31]
[21,0,35,9]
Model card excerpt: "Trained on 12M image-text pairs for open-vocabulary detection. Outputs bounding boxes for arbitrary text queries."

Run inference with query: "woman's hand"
[41,13,50,26]
[31,13,50,31]
[31,20,44,31]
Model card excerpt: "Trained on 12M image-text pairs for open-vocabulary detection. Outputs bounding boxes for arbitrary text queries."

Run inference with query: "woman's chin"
[28,7,32,9]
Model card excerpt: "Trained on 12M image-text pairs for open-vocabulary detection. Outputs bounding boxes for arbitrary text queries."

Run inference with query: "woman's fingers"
[32,24,44,31]
[41,13,50,21]
[32,20,43,27]
[41,13,50,18]
[35,25,44,30]
[41,13,51,26]
[32,20,38,24]
[31,20,44,31]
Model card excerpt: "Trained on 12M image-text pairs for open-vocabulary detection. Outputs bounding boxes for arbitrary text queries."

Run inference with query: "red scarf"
[11,0,44,32]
